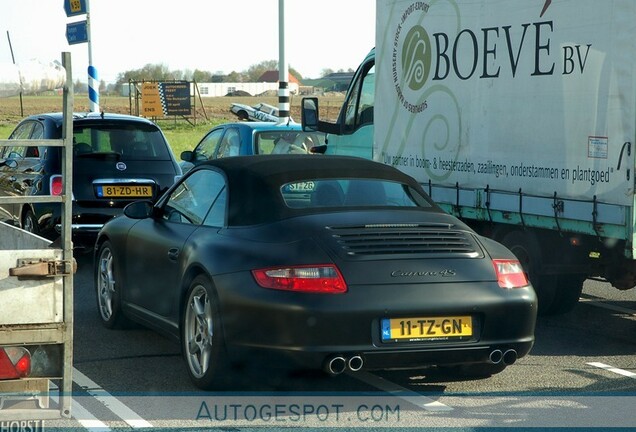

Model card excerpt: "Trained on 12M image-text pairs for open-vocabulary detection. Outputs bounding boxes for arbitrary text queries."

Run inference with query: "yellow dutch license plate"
[98,185,152,198]
[381,315,473,342]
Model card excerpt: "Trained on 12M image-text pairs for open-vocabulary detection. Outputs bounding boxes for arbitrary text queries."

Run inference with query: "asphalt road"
[35,254,636,430]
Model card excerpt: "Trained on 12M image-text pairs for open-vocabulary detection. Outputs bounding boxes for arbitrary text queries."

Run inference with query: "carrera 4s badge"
[391,269,457,277]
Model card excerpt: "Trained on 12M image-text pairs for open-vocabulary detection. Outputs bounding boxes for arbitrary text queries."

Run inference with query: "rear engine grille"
[326,223,482,258]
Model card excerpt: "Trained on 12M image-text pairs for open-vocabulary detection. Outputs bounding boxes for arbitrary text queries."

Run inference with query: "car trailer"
[0,52,75,421]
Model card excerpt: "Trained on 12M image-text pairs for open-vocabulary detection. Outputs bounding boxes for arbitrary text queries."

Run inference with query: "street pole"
[86,0,99,112]
[278,0,289,124]
[6,31,23,116]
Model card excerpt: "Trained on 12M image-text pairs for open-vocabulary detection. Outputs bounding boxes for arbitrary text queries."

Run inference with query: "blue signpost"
[65,20,88,45]
[63,0,99,112]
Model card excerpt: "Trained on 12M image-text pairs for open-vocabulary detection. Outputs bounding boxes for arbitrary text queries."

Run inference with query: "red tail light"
[0,347,31,379]
[50,175,63,196]
[252,265,347,294]
[493,259,529,289]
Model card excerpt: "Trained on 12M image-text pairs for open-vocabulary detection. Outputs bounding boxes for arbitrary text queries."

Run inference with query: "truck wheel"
[95,241,129,329]
[182,275,227,389]
[500,230,556,315]
[546,274,585,315]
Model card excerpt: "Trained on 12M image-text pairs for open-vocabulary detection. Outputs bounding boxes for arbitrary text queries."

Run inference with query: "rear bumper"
[214,273,538,372]
[35,203,121,249]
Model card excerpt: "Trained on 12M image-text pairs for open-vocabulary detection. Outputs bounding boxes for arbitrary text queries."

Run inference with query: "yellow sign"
[141,83,162,117]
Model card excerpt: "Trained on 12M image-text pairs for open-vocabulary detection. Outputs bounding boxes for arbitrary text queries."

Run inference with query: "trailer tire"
[500,230,556,315]
[95,240,129,329]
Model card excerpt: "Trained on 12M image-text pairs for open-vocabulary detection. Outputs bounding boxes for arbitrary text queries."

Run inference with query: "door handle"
[167,248,180,261]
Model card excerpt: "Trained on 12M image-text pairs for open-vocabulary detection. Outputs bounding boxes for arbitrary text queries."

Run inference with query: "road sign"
[66,20,88,45]
[64,0,87,17]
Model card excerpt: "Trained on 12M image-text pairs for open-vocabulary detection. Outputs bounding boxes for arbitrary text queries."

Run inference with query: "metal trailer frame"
[0,52,74,420]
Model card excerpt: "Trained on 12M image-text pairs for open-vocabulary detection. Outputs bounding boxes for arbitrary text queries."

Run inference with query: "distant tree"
[115,63,175,85]
[320,68,335,78]
[192,69,214,83]
[246,60,278,82]
[73,79,87,93]
[224,71,244,82]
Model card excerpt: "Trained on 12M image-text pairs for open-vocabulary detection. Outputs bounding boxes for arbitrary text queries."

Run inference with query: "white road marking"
[579,296,636,315]
[350,371,453,411]
[73,368,153,428]
[587,362,636,379]
[50,382,112,431]
[71,399,113,432]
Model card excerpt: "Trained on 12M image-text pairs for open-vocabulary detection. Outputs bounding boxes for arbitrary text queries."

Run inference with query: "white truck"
[0,53,74,422]
[302,0,636,315]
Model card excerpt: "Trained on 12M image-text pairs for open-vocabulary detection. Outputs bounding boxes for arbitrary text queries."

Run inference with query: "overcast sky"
[0,0,375,83]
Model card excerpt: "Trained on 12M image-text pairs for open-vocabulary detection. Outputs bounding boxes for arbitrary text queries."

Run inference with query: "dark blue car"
[0,112,181,250]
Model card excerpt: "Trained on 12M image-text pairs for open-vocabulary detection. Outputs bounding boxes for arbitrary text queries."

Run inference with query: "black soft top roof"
[194,154,425,226]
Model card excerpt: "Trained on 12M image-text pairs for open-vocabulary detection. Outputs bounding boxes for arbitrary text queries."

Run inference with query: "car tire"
[182,275,227,390]
[22,209,39,235]
[95,240,129,329]
[237,110,248,121]
[500,230,556,315]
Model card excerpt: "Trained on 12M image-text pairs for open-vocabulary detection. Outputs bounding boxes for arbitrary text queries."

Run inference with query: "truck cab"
[302,49,375,159]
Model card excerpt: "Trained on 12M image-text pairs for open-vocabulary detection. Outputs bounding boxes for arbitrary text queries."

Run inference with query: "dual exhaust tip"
[489,349,518,366]
[325,355,364,375]
[325,349,516,375]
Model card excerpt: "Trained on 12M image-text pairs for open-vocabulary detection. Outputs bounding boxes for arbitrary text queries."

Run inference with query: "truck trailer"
[302,0,636,314]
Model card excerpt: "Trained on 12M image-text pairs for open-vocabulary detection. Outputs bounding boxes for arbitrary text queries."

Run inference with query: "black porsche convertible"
[94,154,537,389]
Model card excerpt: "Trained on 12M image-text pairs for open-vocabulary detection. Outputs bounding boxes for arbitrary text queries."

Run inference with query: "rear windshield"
[280,179,433,209]
[256,131,326,155]
[73,124,171,161]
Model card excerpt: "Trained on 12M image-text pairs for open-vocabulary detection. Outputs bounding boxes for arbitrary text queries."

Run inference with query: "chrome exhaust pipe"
[325,356,347,375]
[503,349,517,365]
[489,349,503,364]
[348,355,364,372]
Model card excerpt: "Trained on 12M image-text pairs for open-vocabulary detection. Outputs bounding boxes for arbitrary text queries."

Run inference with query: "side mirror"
[301,97,319,132]
[123,200,154,219]
[180,150,194,162]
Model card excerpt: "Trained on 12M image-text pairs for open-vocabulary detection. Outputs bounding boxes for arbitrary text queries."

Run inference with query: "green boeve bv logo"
[392,2,430,114]
[402,25,431,92]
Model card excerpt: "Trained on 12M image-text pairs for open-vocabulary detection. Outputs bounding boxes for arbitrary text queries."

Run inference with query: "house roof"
[258,70,301,84]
